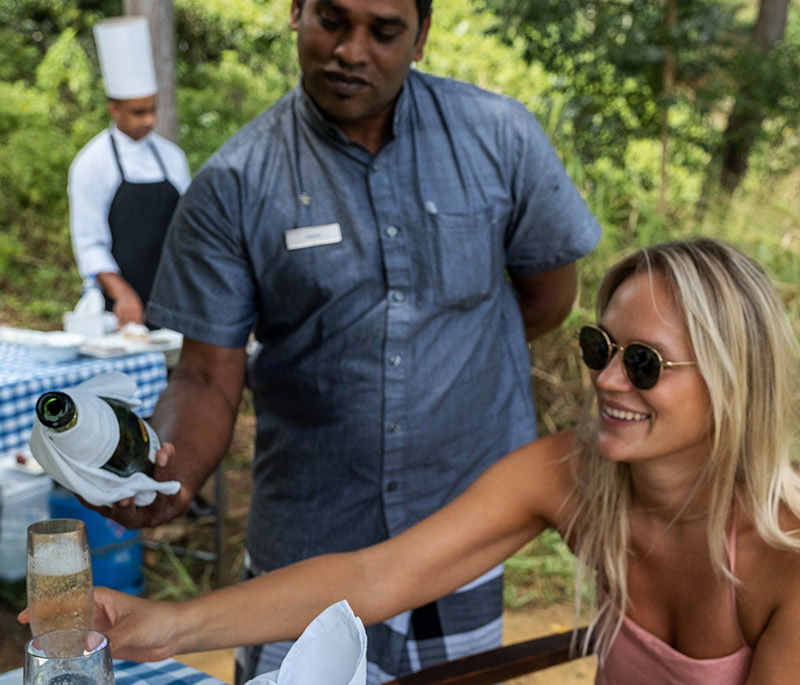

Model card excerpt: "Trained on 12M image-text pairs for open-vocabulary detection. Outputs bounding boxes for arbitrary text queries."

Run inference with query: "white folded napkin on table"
[29,371,181,507]
[245,600,367,685]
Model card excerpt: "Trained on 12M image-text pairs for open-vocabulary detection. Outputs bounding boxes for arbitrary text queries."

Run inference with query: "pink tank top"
[596,505,754,685]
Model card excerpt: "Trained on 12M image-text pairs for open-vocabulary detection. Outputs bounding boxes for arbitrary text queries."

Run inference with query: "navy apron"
[106,133,180,311]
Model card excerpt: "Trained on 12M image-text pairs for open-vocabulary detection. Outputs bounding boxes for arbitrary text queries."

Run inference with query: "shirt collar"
[295,73,413,153]
[110,123,153,148]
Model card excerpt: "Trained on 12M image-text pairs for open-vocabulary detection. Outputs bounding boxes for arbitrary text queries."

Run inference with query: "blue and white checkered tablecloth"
[114,659,228,685]
[0,658,227,685]
[0,342,167,454]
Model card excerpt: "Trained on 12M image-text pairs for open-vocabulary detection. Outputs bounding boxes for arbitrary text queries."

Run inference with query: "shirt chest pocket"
[431,205,499,308]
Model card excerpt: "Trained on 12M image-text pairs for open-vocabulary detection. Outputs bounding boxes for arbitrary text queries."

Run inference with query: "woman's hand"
[18,588,182,662]
[94,586,182,662]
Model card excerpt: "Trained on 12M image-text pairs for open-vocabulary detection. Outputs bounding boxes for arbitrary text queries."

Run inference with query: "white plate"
[0,327,84,363]
[79,329,183,359]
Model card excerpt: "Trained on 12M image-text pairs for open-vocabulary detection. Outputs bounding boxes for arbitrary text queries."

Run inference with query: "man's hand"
[83,338,247,530]
[77,442,195,529]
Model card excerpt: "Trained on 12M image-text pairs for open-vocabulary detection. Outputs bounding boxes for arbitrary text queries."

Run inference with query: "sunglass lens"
[579,326,610,370]
[623,344,660,390]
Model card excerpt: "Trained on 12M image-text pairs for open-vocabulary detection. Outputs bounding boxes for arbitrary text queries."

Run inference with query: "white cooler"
[0,454,53,581]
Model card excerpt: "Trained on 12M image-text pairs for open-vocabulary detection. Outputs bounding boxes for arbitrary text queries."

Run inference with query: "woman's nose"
[593,350,633,391]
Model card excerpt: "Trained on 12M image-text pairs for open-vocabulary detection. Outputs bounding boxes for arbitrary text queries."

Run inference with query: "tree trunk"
[718,0,789,194]
[124,0,179,143]
[659,0,678,215]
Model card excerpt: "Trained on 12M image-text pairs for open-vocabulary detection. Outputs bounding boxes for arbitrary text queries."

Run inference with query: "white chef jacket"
[68,124,191,278]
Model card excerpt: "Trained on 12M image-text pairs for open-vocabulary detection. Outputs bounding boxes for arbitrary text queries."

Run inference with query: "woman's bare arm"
[92,431,577,660]
[743,544,800,684]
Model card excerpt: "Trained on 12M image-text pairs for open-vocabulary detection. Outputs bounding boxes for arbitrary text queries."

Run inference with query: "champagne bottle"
[34,391,158,478]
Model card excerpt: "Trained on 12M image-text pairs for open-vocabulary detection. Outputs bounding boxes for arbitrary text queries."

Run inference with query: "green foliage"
[176,0,294,78]
[422,1,553,104]
[504,529,589,609]
[0,20,107,324]
[0,578,26,610]
[142,544,214,601]
[178,50,295,170]
[0,0,119,83]
[2,0,800,611]
[485,0,740,164]
[34,27,93,112]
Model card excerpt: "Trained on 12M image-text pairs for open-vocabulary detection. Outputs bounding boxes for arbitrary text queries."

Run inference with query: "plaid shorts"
[234,557,504,684]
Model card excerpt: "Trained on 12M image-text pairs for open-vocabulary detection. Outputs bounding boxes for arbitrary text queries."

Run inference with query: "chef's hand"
[78,442,196,530]
[112,290,145,327]
[96,272,145,327]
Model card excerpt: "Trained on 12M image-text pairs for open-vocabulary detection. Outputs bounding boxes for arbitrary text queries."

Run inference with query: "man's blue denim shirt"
[148,70,601,572]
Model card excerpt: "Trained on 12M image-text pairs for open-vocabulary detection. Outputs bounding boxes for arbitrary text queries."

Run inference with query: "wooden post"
[124,0,179,143]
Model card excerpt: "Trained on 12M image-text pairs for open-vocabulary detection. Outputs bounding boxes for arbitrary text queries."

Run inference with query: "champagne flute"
[26,519,94,637]
[24,628,114,685]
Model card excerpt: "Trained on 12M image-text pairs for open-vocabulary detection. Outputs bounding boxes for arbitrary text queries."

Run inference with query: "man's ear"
[290,0,303,31]
[413,12,432,62]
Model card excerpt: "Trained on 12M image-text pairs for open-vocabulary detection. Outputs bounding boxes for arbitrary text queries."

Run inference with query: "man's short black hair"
[416,0,433,21]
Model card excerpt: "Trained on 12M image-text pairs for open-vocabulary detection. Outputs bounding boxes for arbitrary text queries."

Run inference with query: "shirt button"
[372,162,382,172]
[389,354,402,366]
[388,421,399,432]
[386,481,399,492]
[392,291,405,303]
[386,225,399,237]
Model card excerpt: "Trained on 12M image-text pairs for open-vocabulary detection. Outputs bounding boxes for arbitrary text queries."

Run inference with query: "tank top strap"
[729,497,748,648]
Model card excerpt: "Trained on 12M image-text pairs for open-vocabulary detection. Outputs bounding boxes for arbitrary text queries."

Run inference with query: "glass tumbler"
[24,628,114,684]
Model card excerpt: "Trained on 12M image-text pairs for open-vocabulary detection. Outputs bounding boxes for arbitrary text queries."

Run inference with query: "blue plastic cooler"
[48,486,144,595]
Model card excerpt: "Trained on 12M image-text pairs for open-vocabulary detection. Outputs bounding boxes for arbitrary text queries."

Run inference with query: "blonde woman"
[26,238,800,684]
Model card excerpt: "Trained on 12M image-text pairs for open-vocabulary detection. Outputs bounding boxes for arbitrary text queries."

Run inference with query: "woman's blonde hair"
[568,237,800,660]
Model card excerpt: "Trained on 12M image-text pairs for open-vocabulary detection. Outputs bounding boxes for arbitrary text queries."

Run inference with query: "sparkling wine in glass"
[26,519,94,637]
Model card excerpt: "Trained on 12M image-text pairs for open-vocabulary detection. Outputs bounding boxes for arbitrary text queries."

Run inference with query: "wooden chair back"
[384,626,590,685]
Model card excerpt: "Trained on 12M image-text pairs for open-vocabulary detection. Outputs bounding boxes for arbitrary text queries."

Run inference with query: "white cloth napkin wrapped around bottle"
[244,600,367,685]
[28,371,181,506]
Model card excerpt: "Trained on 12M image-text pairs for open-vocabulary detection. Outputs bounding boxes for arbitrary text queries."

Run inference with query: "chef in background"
[68,16,191,328]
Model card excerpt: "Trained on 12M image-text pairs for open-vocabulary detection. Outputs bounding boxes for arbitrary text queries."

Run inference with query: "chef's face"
[109,95,157,141]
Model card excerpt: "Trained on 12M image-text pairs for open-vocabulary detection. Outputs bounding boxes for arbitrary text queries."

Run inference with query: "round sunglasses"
[578,324,697,390]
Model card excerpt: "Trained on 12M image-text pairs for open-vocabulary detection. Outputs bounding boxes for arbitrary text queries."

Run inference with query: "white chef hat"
[93,16,157,100]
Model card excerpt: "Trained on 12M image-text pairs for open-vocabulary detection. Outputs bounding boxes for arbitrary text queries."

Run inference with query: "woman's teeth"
[604,406,649,421]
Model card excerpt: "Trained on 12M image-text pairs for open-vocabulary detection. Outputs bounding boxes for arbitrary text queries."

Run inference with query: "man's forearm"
[150,350,246,498]
[512,263,578,341]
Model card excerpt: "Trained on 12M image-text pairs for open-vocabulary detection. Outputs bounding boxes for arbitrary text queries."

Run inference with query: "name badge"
[284,223,342,251]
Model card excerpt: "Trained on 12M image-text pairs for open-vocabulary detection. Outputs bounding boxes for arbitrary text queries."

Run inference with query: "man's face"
[291,0,430,149]
[108,95,157,141]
